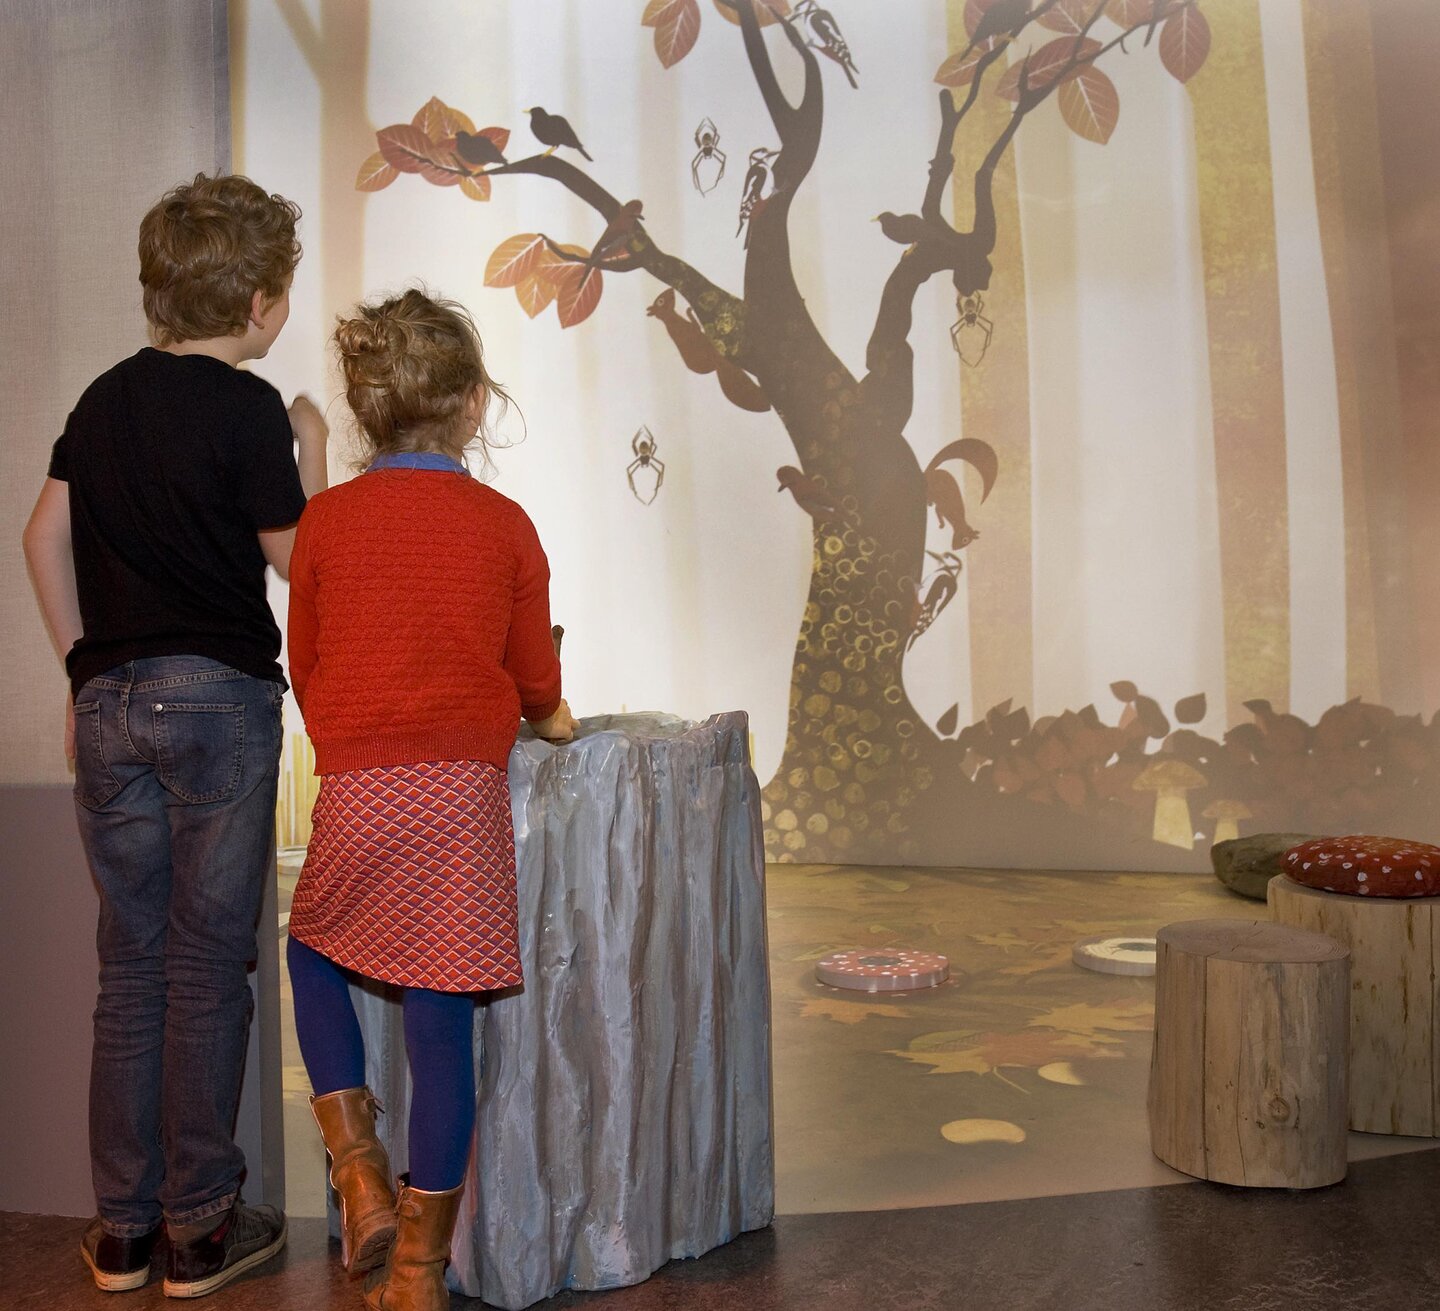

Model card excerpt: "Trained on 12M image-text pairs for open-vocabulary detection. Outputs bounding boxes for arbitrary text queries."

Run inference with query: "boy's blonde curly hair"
[335,289,513,461]
[138,174,301,346]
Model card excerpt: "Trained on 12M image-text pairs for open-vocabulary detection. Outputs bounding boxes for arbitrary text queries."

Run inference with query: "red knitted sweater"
[287,469,562,774]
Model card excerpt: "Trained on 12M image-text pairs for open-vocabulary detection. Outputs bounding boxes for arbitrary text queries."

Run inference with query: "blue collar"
[368,451,470,475]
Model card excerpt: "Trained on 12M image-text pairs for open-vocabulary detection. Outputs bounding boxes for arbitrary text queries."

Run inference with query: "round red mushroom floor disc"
[815,949,950,993]
[1072,935,1157,976]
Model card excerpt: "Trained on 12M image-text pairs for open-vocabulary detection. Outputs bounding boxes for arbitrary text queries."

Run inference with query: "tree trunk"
[752,360,941,863]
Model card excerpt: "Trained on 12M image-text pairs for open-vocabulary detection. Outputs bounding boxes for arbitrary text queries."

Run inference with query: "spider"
[627,427,665,504]
[950,293,994,368]
[691,117,726,196]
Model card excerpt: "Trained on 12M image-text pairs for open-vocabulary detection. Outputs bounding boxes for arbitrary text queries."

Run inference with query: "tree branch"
[862,0,1182,428]
[480,151,742,337]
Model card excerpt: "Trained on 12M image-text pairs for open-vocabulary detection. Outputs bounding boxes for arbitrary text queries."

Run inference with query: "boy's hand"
[532,699,576,744]
[65,693,75,762]
[288,395,329,447]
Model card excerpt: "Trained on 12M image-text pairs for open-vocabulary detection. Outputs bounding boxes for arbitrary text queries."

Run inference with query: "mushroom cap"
[1203,799,1253,820]
[1132,758,1207,791]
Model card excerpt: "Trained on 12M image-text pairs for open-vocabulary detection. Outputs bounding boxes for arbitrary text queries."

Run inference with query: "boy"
[22,173,328,1297]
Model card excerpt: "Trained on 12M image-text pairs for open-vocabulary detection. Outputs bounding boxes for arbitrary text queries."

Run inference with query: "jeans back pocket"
[73,700,123,809]
[152,702,245,804]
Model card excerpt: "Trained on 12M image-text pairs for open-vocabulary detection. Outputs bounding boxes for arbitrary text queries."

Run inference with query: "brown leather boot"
[311,1087,397,1275]
[362,1176,463,1311]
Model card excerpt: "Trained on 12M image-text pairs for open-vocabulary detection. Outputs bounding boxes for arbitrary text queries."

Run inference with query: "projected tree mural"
[355,0,1438,865]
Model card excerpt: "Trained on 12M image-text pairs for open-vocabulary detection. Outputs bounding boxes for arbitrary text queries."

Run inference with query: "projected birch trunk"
[357,0,1216,862]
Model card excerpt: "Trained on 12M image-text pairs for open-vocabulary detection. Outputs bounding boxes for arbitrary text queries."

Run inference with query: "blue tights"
[287,936,475,1192]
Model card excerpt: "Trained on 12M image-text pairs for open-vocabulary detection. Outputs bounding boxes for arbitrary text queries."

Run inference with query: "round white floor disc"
[1072,935,1158,976]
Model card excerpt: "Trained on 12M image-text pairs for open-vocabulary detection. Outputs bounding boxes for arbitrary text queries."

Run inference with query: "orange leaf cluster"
[936,1,1212,145]
[485,234,605,328]
[355,96,508,202]
[994,36,1102,100]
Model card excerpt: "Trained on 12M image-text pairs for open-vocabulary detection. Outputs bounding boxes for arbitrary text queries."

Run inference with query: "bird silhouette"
[777,467,840,521]
[454,130,507,169]
[800,3,859,87]
[526,107,593,161]
[738,148,777,241]
[972,0,1031,46]
[876,212,928,246]
[591,200,644,263]
[907,553,963,648]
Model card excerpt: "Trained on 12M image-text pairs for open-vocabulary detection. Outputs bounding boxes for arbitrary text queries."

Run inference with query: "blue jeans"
[72,656,284,1236]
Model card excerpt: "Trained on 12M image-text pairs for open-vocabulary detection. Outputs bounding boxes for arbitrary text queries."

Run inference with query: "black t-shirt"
[48,348,307,696]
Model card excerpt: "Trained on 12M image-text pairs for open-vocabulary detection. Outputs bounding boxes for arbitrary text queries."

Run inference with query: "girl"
[285,289,573,1310]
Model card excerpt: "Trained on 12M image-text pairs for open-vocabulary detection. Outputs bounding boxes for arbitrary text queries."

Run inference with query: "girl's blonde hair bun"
[334,287,511,459]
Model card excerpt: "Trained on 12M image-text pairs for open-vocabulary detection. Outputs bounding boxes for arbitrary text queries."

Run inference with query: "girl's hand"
[288,394,329,448]
[531,699,576,743]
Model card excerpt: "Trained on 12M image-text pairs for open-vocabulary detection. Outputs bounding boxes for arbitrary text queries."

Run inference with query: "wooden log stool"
[1148,918,1349,1188]
[1269,834,1440,1137]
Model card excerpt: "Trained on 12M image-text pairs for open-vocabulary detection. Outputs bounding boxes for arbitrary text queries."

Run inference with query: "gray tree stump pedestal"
[339,712,774,1309]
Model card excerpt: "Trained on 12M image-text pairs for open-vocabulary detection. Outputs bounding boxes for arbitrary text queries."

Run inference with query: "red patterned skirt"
[289,760,521,993]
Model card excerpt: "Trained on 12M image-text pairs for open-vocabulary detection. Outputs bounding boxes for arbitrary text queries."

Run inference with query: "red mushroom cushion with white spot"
[1282,835,1440,898]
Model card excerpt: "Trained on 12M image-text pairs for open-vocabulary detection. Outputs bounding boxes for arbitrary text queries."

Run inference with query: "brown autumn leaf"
[712,0,789,28]
[553,261,604,328]
[1025,999,1154,1041]
[644,0,701,67]
[1037,0,1099,34]
[485,234,550,287]
[935,35,1001,88]
[892,1027,1119,1078]
[1159,5,1211,83]
[460,174,492,203]
[1108,0,1183,26]
[1174,692,1207,724]
[799,996,908,1025]
[355,150,399,192]
[376,123,435,174]
[411,96,476,142]
[995,36,1100,100]
[514,272,557,318]
[1058,64,1118,143]
[420,137,468,187]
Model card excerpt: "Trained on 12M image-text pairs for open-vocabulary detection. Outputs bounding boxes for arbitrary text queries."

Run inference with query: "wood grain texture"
[1149,918,1348,1187]
[1270,878,1440,1136]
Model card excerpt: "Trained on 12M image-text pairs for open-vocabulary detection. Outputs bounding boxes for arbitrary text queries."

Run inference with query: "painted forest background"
[238,0,1440,870]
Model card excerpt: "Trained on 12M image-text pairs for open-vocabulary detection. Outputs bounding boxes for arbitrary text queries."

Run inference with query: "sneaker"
[80,1217,163,1292]
[162,1200,287,1299]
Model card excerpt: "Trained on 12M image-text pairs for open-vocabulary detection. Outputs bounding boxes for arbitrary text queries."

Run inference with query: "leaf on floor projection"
[891,1027,1121,1078]
[799,996,908,1025]
[1024,999,1154,1041]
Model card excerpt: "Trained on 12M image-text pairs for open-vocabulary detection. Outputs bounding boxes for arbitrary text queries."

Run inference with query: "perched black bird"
[454,130,507,169]
[972,0,1031,46]
[876,211,928,246]
[526,107,593,161]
